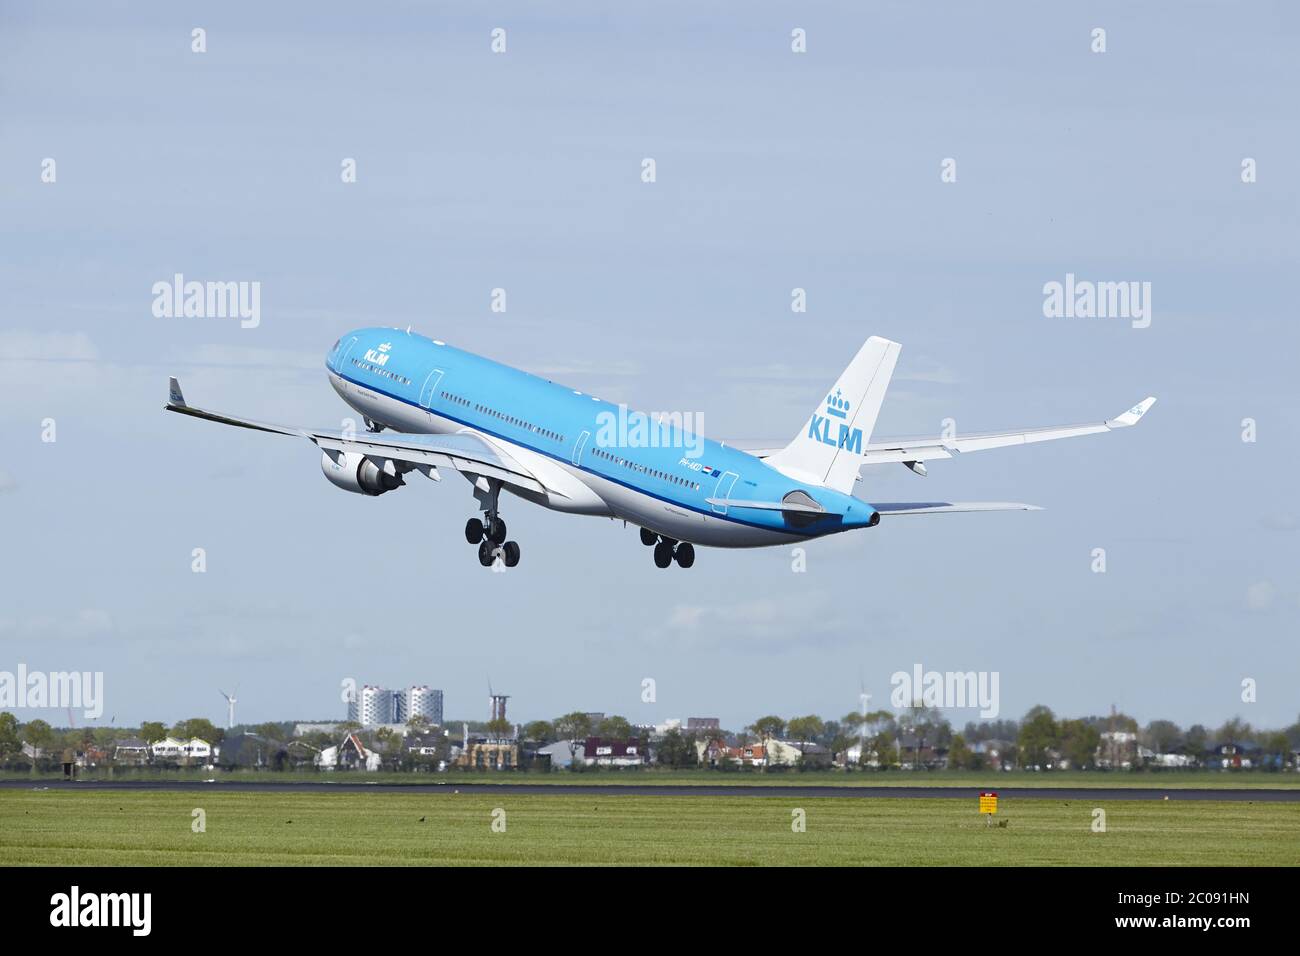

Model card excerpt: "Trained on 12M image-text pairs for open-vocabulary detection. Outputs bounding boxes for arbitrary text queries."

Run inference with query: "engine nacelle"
[320,450,404,496]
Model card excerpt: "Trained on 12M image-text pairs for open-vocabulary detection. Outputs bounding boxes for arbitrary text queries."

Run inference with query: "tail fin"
[766,336,900,493]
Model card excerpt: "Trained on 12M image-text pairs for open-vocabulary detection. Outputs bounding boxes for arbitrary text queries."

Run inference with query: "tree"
[521,720,555,745]
[485,717,512,740]
[748,716,786,769]
[596,715,632,739]
[948,733,974,770]
[1018,706,1059,769]
[1142,719,1184,754]
[0,712,21,762]
[1184,724,1210,761]
[1216,716,1252,745]
[21,718,55,750]
[172,718,223,745]
[898,706,947,769]
[1059,719,1101,769]
[656,728,697,768]
[406,715,432,736]
[787,715,825,743]
[553,712,593,764]
[139,721,167,743]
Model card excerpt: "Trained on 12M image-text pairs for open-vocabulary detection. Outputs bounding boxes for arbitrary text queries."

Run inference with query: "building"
[182,738,213,764]
[538,739,584,769]
[150,736,185,760]
[455,740,520,770]
[354,686,395,728]
[404,733,443,756]
[768,739,832,768]
[317,733,382,771]
[686,717,720,733]
[583,737,648,767]
[1097,730,1139,769]
[347,684,444,728]
[113,738,150,765]
[407,686,444,725]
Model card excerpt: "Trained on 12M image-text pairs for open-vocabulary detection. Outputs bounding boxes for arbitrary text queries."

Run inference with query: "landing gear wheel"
[465,518,485,544]
[674,542,695,568]
[639,527,658,547]
[653,541,674,568]
[487,517,507,544]
[477,539,496,567]
[502,541,520,567]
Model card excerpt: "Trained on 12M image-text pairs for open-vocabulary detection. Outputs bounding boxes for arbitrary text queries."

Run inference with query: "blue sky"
[1,2,1297,733]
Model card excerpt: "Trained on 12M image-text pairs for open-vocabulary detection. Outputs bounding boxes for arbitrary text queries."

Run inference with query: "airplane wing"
[858,397,1156,465]
[729,397,1157,467]
[164,377,546,494]
[872,501,1042,516]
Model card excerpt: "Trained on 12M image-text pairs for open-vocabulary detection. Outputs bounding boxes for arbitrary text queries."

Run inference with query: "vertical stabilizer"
[766,336,900,492]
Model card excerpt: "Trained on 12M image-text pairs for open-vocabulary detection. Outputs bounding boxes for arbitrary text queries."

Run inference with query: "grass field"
[4,768,1297,789]
[2,789,1297,865]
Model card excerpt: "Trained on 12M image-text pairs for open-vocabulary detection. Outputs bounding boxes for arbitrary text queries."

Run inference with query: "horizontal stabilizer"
[873,501,1042,516]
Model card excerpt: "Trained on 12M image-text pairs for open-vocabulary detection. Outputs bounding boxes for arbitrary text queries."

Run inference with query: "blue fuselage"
[325,327,878,544]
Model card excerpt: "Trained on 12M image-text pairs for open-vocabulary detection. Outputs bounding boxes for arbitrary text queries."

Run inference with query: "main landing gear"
[465,479,520,568]
[640,527,694,569]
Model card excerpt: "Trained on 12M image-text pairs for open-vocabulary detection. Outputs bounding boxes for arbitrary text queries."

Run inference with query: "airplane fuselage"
[325,327,878,548]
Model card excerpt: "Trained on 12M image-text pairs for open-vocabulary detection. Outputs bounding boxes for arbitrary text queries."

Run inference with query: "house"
[768,740,832,768]
[316,733,382,771]
[453,738,520,770]
[695,737,732,767]
[583,737,647,767]
[1097,731,1140,769]
[538,739,583,769]
[113,737,150,765]
[1209,741,1258,769]
[182,738,213,765]
[404,733,443,757]
[150,736,186,761]
[76,745,110,768]
[1152,749,1196,768]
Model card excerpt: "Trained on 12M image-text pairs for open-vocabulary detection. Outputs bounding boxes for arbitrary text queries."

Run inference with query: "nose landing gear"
[641,528,695,569]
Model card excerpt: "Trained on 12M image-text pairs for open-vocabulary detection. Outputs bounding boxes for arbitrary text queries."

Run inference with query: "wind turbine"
[219,687,238,729]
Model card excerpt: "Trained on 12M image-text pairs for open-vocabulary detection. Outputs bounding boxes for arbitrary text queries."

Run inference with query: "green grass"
[2,790,1297,866]
[4,767,1298,789]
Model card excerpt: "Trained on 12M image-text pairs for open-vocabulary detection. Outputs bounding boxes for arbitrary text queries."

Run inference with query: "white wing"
[731,397,1157,467]
[165,377,546,494]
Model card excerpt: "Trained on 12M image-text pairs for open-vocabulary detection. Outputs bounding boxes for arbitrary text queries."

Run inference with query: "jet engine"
[320,450,404,496]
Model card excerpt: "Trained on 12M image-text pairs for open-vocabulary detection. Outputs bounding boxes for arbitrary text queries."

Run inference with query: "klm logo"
[363,342,392,366]
[807,388,862,453]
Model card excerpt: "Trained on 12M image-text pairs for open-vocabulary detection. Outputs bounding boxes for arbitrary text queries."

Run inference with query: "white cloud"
[1245,581,1276,611]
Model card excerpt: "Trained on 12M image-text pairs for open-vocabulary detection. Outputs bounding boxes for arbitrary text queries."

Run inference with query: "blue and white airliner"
[166,328,1155,569]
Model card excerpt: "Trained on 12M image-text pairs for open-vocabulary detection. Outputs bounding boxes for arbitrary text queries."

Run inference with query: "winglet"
[167,376,187,408]
[1107,396,1156,428]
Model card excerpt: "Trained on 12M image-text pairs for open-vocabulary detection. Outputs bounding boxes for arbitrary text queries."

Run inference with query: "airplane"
[165,328,1155,569]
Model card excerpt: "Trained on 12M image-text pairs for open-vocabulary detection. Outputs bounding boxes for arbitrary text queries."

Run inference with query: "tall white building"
[356,685,394,728]
[407,686,444,725]
[346,683,444,728]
